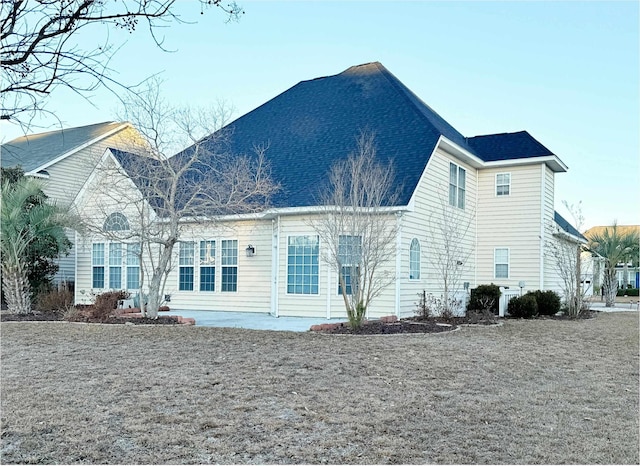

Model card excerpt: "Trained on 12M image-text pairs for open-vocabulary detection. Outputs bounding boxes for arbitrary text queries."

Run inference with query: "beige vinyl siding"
[400,148,477,317]
[276,215,396,319]
[476,163,544,291]
[40,126,144,285]
[542,166,564,294]
[165,220,272,313]
[41,126,142,207]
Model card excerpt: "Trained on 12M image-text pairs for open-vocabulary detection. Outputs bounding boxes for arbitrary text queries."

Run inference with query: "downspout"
[272,216,281,317]
[395,211,403,317]
[74,230,78,305]
[326,259,331,319]
[474,167,479,288]
[539,164,546,289]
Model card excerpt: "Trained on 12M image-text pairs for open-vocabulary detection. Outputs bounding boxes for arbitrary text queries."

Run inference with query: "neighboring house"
[1,121,145,286]
[584,225,640,291]
[74,62,583,318]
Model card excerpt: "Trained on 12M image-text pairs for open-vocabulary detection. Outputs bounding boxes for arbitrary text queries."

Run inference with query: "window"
[496,173,511,196]
[221,240,238,292]
[449,162,466,209]
[338,235,361,295]
[495,248,509,279]
[109,243,123,288]
[126,243,141,290]
[410,238,421,280]
[103,212,130,231]
[179,242,195,291]
[92,243,105,288]
[200,240,216,292]
[287,236,319,294]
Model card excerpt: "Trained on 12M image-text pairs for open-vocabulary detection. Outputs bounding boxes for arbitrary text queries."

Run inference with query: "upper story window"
[494,248,509,279]
[449,162,466,209]
[409,238,421,280]
[496,173,511,196]
[103,212,129,231]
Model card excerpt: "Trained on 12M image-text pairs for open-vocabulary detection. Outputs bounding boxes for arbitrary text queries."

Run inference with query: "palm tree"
[587,224,640,307]
[1,178,72,314]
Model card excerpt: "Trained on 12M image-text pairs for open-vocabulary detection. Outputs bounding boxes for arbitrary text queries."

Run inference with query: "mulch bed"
[0,311,180,325]
[320,314,500,335]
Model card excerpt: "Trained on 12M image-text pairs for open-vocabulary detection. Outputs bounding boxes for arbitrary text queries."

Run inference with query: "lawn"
[1,312,638,464]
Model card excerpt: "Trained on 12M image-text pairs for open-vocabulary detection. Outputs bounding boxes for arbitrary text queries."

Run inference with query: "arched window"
[103,212,130,232]
[410,238,420,280]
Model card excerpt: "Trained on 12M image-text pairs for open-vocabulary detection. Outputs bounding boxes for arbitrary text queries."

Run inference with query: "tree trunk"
[575,245,582,315]
[603,267,617,307]
[1,260,31,314]
[145,244,175,319]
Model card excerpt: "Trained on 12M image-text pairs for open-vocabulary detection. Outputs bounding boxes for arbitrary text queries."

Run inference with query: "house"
[0,122,146,285]
[73,62,583,318]
[584,225,640,291]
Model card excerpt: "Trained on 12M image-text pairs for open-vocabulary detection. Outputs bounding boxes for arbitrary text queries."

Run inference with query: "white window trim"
[449,161,466,210]
[198,239,217,293]
[177,240,196,292]
[494,247,510,279]
[92,242,105,290]
[285,235,320,296]
[220,238,239,293]
[495,172,511,197]
[409,238,421,281]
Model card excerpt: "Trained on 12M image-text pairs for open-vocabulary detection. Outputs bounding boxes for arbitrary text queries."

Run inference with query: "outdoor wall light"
[245,245,256,257]
[456,260,464,266]
[463,282,470,290]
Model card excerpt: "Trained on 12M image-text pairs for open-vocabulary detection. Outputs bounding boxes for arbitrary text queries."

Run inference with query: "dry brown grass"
[1,312,638,464]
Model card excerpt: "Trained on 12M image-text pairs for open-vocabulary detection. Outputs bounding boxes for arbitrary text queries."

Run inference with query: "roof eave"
[438,136,485,168]
[483,155,568,172]
[25,122,132,174]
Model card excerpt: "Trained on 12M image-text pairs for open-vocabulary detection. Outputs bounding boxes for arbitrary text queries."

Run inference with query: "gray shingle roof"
[1,121,124,173]
[179,62,561,208]
[554,211,587,242]
[467,131,555,162]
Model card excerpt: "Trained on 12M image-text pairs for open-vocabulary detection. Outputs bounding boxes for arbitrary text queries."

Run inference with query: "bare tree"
[311,131,398,329]
[1,0,242,128]
[427,193,475,316]
[82,81,278,318]
[546,201,588,317]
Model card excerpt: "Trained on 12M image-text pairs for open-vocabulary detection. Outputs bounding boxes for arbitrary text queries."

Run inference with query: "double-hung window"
[409,238,421,280]
[200,240,216,292]
[449,162,466,209]
[287,236,319,294]
[338,235,361,295]
[109,243,123,289]
[496,173,511,196]
[494,248,510,279]
[126,243,141,290]
[179,241,195,291]
[221,240,238,292]
[92,243,105,288]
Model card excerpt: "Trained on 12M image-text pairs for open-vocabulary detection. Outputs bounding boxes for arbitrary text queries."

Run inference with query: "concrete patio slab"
[170,310,344,332]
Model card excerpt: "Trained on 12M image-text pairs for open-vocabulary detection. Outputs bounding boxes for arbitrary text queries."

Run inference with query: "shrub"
[35,289,74,313]
[617,288,639,297]
[468,284,501,314]
[533,290,561,316]
[507,293,538,318]
[90,290,130,321]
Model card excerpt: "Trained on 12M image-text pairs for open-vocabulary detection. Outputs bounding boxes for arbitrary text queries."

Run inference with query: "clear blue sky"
[1,1,638,230]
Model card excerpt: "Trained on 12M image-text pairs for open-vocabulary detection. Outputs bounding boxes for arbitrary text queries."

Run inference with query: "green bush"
[533,290,561,316]
[507,293,538,319]
[617,288,639,297]
[468,284,501,314]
